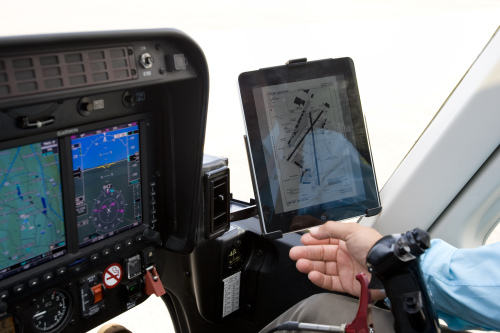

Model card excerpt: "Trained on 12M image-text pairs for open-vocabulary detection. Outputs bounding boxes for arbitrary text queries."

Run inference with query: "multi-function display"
[0,141,66,279]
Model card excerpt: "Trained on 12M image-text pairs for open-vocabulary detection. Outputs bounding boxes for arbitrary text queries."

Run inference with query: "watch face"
[91,188,127,232]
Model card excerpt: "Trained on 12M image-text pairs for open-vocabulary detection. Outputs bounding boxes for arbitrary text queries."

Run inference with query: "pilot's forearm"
[420,239,500,331]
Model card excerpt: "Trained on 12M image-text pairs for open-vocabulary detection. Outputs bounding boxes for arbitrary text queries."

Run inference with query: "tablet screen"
[239,58,380,235]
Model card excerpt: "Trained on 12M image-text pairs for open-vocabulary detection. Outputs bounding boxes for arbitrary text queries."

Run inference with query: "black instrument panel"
[0,30,209,333]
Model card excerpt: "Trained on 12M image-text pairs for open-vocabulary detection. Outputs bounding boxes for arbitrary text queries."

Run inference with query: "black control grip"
[366,228,440,333]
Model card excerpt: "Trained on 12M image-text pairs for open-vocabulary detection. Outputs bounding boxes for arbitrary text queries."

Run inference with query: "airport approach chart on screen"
[259,76,363,213]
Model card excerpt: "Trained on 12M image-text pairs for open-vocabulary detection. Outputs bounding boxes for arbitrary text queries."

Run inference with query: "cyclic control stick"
[366,228,440,333]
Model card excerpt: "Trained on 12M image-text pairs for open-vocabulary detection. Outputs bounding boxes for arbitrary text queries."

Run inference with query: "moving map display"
[0,140,66,279]
[72,122,143,247]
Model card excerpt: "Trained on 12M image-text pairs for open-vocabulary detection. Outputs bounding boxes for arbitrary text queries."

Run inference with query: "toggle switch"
[91,284,103,304]
[140,53,154,69]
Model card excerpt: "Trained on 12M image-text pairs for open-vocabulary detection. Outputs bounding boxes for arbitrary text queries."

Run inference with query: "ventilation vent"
[0,46,138,99]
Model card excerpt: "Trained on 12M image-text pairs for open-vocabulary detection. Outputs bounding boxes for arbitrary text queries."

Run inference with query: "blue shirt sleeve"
[420,239,500,331]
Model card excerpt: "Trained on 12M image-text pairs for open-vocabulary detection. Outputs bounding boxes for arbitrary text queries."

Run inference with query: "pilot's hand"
[289,221,386,300]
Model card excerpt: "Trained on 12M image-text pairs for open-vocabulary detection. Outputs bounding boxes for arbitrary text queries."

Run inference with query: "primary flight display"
[71,122,143,247]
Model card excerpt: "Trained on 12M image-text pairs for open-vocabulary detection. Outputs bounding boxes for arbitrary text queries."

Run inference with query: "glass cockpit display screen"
[239,58,380,235]
[0,140,66,279]
[72,122,142,247]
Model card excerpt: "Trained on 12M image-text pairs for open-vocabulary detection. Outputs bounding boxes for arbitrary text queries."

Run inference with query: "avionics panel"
[0,29,209,333]
[71,122,143,247]
[0,116,148,283]
[0,140,66,280]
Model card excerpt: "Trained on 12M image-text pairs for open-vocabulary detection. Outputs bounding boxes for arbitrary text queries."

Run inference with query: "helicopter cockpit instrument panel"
[0,30,209,333]
[0,29,360,333]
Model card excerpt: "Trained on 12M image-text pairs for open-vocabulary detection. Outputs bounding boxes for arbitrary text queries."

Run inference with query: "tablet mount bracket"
[286,58,308,66]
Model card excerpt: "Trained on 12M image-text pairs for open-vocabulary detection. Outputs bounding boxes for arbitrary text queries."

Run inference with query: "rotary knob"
[80,102,93,112]
[77,97,94,116]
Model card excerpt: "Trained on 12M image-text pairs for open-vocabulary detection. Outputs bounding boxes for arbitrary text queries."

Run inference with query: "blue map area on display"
[0,141,66,276]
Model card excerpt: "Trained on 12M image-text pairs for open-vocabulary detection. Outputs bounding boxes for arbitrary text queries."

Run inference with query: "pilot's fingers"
[295,258,339,277]
[289,244,339,262]
[300,232,339,246]
[308,221,362,241]
[309,221,381,244]
[307,270,344,293]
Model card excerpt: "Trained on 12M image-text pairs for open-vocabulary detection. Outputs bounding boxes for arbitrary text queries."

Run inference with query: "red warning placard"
[103,263,123,289]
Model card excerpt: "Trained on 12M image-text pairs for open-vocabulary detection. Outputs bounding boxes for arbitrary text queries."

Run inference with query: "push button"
[56,267,67,276]
[124,280,141,302]
[28,278,39,288]
[12,285,24,294]
[140,246,156,266]
[0,291,9,300]
[43,272,54,282]
[125,281,138,295]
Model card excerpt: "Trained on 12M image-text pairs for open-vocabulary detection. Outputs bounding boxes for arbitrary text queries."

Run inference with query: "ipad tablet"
[238,58,380,236]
